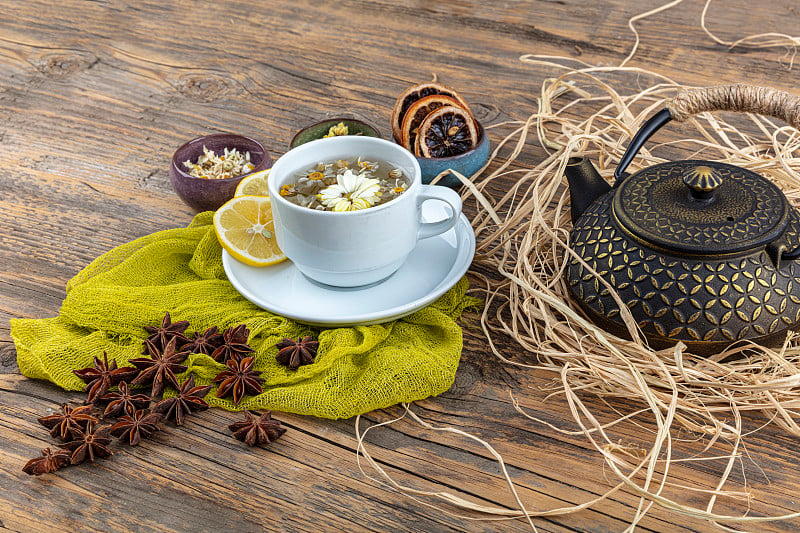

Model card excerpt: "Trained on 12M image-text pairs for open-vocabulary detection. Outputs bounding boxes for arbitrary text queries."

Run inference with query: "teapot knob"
[683,165,722,201]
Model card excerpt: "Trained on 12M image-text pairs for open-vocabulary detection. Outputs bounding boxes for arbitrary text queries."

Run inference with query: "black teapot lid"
[612,160,790,255]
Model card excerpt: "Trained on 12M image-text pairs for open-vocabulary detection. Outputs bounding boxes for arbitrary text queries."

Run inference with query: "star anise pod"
[63,422,113,464]
[182,326,224,356]
[73,352,140,404]
[275,336,319,370]
[129,337,189,397]
[153,374,213,425]
[213,356,264,405]
[142,311,190,353]
[228,409,286,447]
[210,324,254,363]
[38,403,98,441]
[100,381,151,418]
[110,410,162,445]
[22,448,72,476]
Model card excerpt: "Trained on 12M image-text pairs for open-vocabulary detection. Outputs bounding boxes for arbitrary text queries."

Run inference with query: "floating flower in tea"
[391,185,406,195]
[280,184,297,197]
[319,169,381,211]
[281,157,409,211]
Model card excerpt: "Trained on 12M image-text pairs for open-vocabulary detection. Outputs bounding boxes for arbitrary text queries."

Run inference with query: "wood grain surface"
[2,1,800,531]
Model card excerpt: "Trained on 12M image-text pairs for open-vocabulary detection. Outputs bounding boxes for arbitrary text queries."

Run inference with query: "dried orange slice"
[213,195,286,267]
[390,82,471,143]
[416,106,479,158]
[400,94,471,152]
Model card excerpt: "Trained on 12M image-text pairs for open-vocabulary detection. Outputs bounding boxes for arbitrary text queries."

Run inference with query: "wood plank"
[1,375,491,532]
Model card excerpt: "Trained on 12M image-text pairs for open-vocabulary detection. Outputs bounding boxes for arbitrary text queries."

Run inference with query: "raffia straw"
[355,68,800,529]
[354,404,628,523]
[619,0,686,68]
[621,0,800,71]
[354,5,800,530]
[701,0,800,69]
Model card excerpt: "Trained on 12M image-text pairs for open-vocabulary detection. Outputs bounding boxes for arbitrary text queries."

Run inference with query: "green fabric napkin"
[10,212,478,419]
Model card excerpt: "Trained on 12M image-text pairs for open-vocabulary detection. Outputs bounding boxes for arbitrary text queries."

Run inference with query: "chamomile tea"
[279,157,410,212]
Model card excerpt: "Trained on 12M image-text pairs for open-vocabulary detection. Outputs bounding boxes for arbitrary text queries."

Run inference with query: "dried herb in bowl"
[322,121,349,138]
[183,145,255,180]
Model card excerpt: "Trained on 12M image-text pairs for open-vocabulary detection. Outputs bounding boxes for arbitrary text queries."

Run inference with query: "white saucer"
[222,203,475,327]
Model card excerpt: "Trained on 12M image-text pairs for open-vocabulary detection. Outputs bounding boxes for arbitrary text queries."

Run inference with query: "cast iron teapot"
[564,85,800,354]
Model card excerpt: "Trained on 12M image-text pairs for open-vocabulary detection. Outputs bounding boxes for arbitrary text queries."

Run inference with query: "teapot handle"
[615,84,800,181]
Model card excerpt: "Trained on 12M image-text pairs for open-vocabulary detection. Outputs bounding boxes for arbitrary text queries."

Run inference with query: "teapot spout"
[565,157,612,223]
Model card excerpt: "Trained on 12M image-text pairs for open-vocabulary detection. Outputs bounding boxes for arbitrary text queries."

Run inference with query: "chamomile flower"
[318,169,381,212]
[280,184,297,197]
[322,122,349,138]
[357,157,375,171]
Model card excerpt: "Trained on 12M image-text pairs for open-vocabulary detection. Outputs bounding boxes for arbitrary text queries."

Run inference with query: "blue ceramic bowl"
[413,122,490,188]
[170,133,271,212]
[290,118,381,149]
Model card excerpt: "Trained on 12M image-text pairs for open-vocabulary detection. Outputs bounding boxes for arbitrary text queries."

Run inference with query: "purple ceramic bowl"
[169,133,272,212]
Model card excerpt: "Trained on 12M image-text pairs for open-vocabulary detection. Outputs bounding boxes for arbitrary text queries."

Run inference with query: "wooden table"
[2,1,800,531]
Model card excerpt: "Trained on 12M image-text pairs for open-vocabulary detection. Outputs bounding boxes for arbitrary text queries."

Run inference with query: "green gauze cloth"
[10,211,479,419]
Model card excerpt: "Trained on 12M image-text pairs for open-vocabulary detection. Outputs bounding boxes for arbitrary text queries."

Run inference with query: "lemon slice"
[213,195,286,266]
[234,169,270,197]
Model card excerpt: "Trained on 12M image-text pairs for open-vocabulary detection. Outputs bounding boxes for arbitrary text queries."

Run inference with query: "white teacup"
[267,136,463,287]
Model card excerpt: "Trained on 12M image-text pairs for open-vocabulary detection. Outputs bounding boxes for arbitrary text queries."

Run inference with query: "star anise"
[143,311,190,353]
[129,337,189,397]
[182,326,224,356]
[73,352,140,404]
[153,374,213,425]
[110,410,162,445]
[100,381,151,418]
[213,356,264,405]
[275,336,319,370]
[228,409,286,447]
[22,448,72,476]
[63,422,113,464]
[38,403,98,441]
[210,324,254,363]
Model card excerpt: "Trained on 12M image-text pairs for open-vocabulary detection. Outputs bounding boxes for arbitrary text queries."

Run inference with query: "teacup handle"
[417,185,462,240]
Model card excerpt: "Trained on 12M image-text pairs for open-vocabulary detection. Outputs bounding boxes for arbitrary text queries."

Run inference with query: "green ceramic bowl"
[290,118,381,149]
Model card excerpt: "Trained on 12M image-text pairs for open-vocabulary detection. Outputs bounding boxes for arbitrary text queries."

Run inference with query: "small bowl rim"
[411,120,487,162]
[290,117,382,149]
[171,133,270,183]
